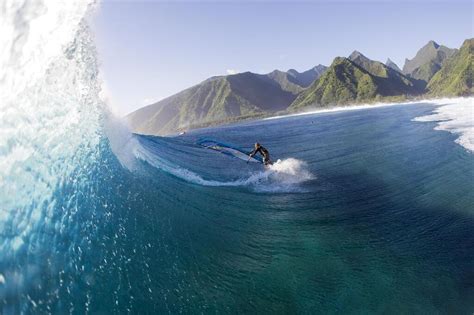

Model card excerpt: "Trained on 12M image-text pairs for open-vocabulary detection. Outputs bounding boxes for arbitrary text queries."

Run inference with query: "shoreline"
[168,96,470,136]
[175,96,474,154]
[262,96,470,121]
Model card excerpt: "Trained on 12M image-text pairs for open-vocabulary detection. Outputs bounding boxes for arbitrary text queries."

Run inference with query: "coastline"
[263,96,471,121]
[172,96,474,154]
[168,96,471,136]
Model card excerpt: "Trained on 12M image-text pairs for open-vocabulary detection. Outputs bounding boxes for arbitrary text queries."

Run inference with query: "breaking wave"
[414,97,474,152]
[134,141,314,193]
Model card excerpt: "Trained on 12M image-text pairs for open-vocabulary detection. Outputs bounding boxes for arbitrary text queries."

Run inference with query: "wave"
[0,0,104,259]
[134,140,314,193]
[413,97,474,152]
[264,97,471,122]
[264,96,473,153]
[264,99,422,121]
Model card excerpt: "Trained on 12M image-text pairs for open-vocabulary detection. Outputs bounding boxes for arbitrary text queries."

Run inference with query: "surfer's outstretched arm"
[247,149,256,163]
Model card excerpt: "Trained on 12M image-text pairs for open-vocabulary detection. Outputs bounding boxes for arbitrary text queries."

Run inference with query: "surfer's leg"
[264,157,272,166]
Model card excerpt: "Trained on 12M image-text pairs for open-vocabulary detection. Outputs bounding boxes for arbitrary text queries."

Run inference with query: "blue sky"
[91,1,473,115]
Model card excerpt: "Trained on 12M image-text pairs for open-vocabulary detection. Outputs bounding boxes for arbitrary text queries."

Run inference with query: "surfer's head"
[255,142,261,149]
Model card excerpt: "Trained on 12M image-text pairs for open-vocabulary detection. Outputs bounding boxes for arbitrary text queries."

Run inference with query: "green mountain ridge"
[426,38,473,96]
[403,40,457,82]
[265,70,306,94]
[127,69,311,135]
[127,39,472,135]
[287,64,328,87]
[290,53,421,110]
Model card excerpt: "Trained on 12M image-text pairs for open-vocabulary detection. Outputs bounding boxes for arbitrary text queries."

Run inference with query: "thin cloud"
[226,69,239,75]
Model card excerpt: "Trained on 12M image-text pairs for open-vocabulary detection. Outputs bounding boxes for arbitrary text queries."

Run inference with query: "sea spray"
[247,158,315,192]
[0,1,108,309]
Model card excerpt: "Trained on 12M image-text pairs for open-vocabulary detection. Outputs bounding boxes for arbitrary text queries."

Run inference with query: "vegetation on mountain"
[265,70,305,94]
[290,55,421,110]
[287,65,328,87]
[127,39,472,135]
[128,71,299,135]
[427,38,473,96]
[403,40,456,82]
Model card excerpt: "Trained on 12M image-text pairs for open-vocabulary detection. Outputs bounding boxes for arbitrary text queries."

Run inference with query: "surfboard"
[197,139,263,164]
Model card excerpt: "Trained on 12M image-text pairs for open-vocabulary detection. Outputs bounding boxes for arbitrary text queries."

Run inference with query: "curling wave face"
[0,1,112,311]
[0,0,101,257]
[134,136,314,193]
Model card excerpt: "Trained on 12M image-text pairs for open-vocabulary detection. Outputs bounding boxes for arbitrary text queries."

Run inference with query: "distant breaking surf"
[264,97,474,153]
[414,97,474,152]
[263,99,421,121]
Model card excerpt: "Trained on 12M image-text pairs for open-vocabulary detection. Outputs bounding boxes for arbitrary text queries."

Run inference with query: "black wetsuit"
[250,146,272,165]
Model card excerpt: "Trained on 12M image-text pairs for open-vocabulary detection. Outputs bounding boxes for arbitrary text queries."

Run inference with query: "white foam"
[0,0,100,256]
[264,97,474,153]
[243,158,315,192]
[263,97,468,121]
[414,97,474,152]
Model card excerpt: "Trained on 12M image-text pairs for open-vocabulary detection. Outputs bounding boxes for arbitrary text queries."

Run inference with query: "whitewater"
[0,0,101,257]
[0,1,473,313]
[266,97,474,153]
[414,97,474,152]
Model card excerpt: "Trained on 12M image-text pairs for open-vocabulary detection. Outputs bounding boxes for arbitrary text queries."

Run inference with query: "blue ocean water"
[2,102,473,314]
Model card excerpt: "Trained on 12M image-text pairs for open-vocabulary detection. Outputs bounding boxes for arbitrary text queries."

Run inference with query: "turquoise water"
[1,103,473,314]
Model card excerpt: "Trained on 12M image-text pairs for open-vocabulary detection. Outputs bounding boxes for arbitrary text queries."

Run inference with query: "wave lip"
[414,97,474,152]
[0,0,101,260]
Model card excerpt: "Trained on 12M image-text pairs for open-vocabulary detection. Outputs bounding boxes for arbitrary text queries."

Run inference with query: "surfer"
[249,142,273,166]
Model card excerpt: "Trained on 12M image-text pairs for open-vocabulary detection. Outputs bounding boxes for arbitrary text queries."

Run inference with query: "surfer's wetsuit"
[250,145,272,165]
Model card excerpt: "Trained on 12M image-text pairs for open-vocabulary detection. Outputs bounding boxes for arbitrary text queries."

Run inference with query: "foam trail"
[135,144,314,192]
[414,97,474,152]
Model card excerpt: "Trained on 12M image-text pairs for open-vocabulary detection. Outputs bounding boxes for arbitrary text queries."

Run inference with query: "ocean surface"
[2,98,474,313]
[1,2,473,314]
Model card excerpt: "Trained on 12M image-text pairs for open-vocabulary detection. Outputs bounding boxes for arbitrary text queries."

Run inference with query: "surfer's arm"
[249,148,257,157]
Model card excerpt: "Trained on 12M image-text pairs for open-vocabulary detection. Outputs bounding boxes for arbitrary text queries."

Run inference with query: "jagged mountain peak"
[349,50,370,61]
[386,58,402,72]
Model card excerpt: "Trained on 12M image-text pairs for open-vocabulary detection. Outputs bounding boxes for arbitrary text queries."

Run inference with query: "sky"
[91,1,473,115]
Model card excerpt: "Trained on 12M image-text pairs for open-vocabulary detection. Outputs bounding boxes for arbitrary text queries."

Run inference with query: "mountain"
[265,70,306,94]
[386,58,402,72]
[127,72,299,135]
[403,40,456,82]
[127,39,471,135]
[287,64,327,87]
[127,64,327,135]
[348,51,422,89]
[426,38,473,96]
[290,55,420,110]
[348,50,373,69]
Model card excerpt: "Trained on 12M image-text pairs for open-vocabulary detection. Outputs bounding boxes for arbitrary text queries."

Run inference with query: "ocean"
[0,2,473,314]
